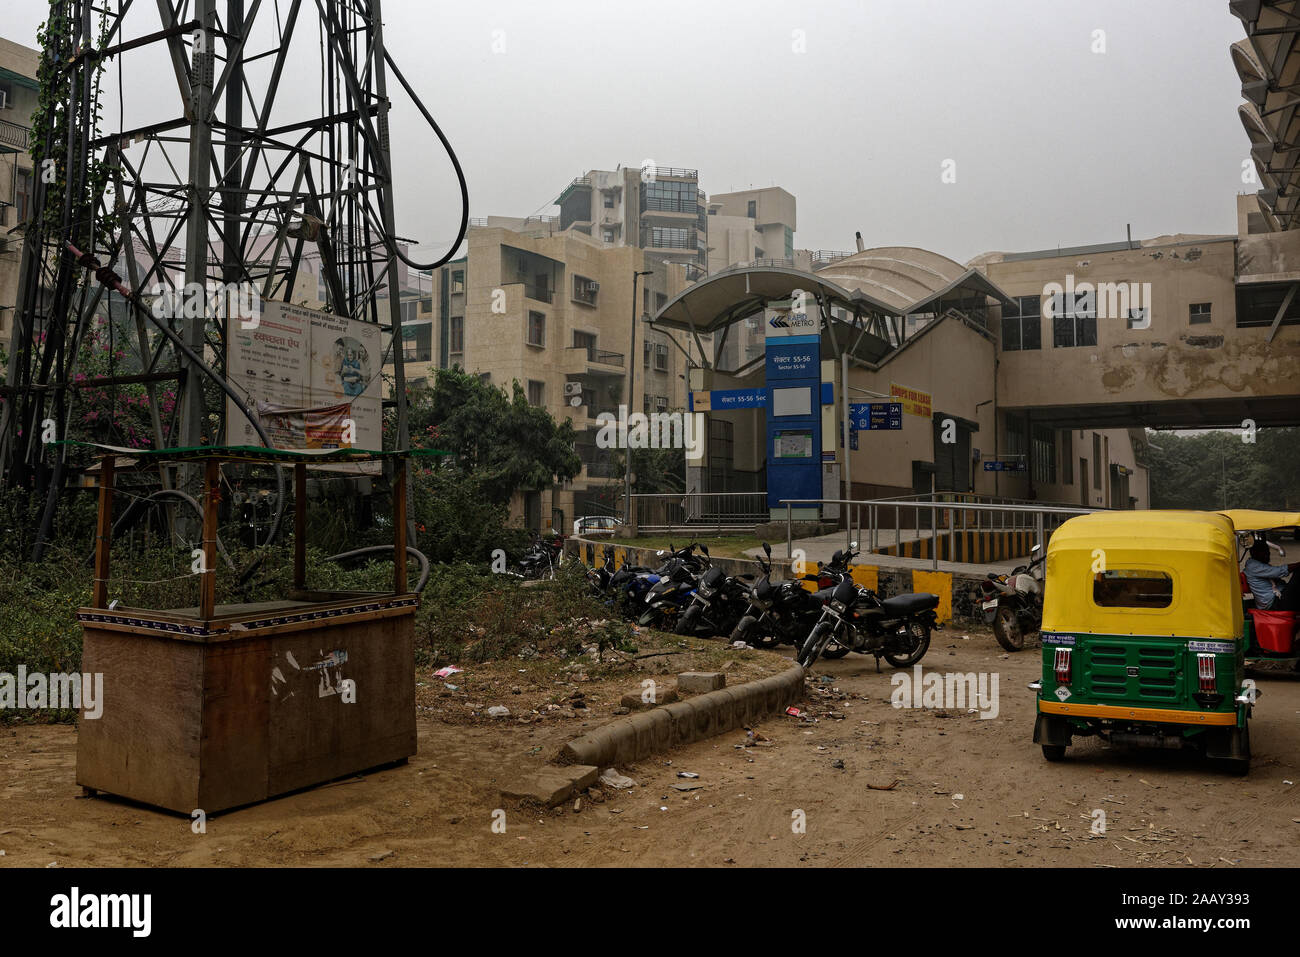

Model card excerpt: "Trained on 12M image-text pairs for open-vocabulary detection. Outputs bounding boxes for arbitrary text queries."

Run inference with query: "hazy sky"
[3,0,1250,266]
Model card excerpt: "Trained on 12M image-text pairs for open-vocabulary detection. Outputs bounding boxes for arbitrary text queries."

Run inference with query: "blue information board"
[983,461,1027,472]
[764,332,821,510]
[848,402,903,431]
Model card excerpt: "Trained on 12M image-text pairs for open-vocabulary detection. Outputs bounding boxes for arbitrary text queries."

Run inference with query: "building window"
[1001,295,1041,351]
[449,315,464,354]
[649,226,690,249]
[451,269,465,294]
[643,180,697,213]
[526,311,545,347]
[1005,414,1026,459]
[528,380,545,406]
[13,167,32,224]
[572,275,599,305]
[478,372,491,385]
[1189,302,1212,324]
[602,229,614,243]
[603,193,615,208]
[746,200,756,218]
[643,340,651,369]
[1062,430,1074,485]
[655,292,667,312]
[1031,425,1057,485]
[1092,434,1102,488]
[1049,292,1097,348]
[653,342,669,372]
[400,300,419,323]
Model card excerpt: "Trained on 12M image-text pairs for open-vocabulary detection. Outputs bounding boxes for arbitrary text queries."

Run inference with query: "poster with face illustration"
[225,301,383,465]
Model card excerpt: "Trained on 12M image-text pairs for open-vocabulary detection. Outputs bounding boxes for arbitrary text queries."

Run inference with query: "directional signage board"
[983,460,1027,472]
[848,402,903,431]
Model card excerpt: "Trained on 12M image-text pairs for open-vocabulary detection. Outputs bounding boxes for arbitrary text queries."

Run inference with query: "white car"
[573,516,623,537]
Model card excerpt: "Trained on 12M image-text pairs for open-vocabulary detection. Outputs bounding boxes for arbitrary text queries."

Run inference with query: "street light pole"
[625,269,653,525]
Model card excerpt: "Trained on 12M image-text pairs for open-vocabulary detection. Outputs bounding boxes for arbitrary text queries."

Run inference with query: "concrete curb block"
[559,663,806,767]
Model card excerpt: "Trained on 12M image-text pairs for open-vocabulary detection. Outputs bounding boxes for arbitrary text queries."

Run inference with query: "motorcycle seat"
[880,592,939,616]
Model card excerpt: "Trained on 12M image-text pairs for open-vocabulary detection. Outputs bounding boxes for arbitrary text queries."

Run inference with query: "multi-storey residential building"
[390,223,698,531]
[0,38,39,351]
[556,165,707,273]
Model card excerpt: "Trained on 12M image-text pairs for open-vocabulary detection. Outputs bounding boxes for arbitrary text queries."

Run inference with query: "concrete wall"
[0,39,40,349]
[983,236,1300,414]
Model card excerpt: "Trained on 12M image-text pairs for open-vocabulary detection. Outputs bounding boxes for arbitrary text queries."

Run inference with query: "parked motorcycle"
[729,542,857,650]
[796,575,940,670]
[517,532,564,579]
[675,564,754,637]
[638,544,711,629]
[980,544,1044,652]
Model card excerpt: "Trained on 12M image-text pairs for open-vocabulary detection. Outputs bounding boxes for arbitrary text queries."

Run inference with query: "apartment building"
[390,223,698,530]
[556,165,707,273]
[0,38,39,351]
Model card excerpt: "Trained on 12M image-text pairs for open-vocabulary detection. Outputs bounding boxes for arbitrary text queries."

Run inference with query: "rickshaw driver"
[1244,540,1300,610]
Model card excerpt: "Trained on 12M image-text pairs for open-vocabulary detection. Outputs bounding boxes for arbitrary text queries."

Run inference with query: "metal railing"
[632,491,768,533]
[641,166,697,179]
[0,119,30,152]
[811,249,855,268]
[778,496,1099,570]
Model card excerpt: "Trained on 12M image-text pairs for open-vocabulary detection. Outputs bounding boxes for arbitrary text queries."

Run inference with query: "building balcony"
[503,280,554,305]
[0,118,30,154]
[563,347,625,377]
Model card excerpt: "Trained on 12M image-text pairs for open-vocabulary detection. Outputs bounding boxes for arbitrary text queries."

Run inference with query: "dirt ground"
[3,625,1298,868]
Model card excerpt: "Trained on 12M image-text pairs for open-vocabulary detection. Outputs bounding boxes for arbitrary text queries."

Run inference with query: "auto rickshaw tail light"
[1196,653,1216,693]
[1053,648,1071,684]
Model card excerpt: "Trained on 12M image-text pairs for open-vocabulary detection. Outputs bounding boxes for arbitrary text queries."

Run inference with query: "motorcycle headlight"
[698,584,715,597]
[830,600,846,613]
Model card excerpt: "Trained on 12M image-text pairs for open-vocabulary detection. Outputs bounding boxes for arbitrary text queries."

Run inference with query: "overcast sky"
[4,0,1249,265]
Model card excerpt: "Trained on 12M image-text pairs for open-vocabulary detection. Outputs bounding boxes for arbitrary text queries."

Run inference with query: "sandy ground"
[2,626,1298,868]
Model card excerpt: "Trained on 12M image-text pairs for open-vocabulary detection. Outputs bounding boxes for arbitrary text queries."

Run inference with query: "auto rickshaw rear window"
[1093,569,1173,608]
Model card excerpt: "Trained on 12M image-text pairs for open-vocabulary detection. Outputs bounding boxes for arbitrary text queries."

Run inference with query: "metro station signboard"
[848,401,903,431]
[983,460,1027,472]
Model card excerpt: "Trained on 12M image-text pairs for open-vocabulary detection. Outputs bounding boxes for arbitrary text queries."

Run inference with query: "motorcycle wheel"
[729,615,757,643]
[992,605,1025,652]
[883,621,931,668]
[820,638,851,660]
[798,623,833,668]
[675,605,702,636]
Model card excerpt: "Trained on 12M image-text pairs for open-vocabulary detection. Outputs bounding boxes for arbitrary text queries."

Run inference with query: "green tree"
[1147,427,1300,511]
[401,367,582,505]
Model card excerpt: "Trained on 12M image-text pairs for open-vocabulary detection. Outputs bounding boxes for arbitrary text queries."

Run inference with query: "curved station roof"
[1233,1,1300,229]
[651,246,1013,370]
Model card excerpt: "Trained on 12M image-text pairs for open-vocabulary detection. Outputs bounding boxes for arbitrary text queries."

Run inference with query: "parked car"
[573,515,624,537]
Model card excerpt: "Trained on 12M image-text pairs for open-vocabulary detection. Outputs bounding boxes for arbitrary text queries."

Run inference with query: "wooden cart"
[75,447,418,814]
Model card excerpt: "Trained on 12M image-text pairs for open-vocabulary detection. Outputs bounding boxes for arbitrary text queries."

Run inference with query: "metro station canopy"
[651,247,1013,370]
[1233,1,1300,229]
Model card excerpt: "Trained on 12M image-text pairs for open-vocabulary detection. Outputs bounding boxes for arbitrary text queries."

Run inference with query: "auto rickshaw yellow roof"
[1217,509,1300,532]
[1043,511,1241,640]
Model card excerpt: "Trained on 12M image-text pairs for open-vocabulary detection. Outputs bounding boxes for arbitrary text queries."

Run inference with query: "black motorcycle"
[980,544,1044,652]
[517,533,564,580]
[729,542,857,650]
[675,564,754,637]
[797,575,940,670]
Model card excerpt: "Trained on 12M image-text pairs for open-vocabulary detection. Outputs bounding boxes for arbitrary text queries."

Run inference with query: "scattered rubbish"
[867,779,901,791]
[1285,780,1295,786]
[785,707,802,718]
[731,641,752,650]
[599,768,637,789]
[486,705,510,718]
[677,772,699,779]
[831,759,845,770]
[673,782,704,792]
[434,666,463,678]
[953,793,964,801]
[445,684,459,691]
[368,849,394,863]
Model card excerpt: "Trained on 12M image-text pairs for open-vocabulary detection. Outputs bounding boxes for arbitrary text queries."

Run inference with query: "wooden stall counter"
[72,446,425,814]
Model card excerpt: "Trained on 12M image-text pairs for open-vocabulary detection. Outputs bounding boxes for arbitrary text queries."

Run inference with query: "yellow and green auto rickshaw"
[1032,510,1272,775]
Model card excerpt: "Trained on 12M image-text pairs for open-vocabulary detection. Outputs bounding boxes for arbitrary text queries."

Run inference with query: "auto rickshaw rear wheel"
[1041,744,1067,761]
